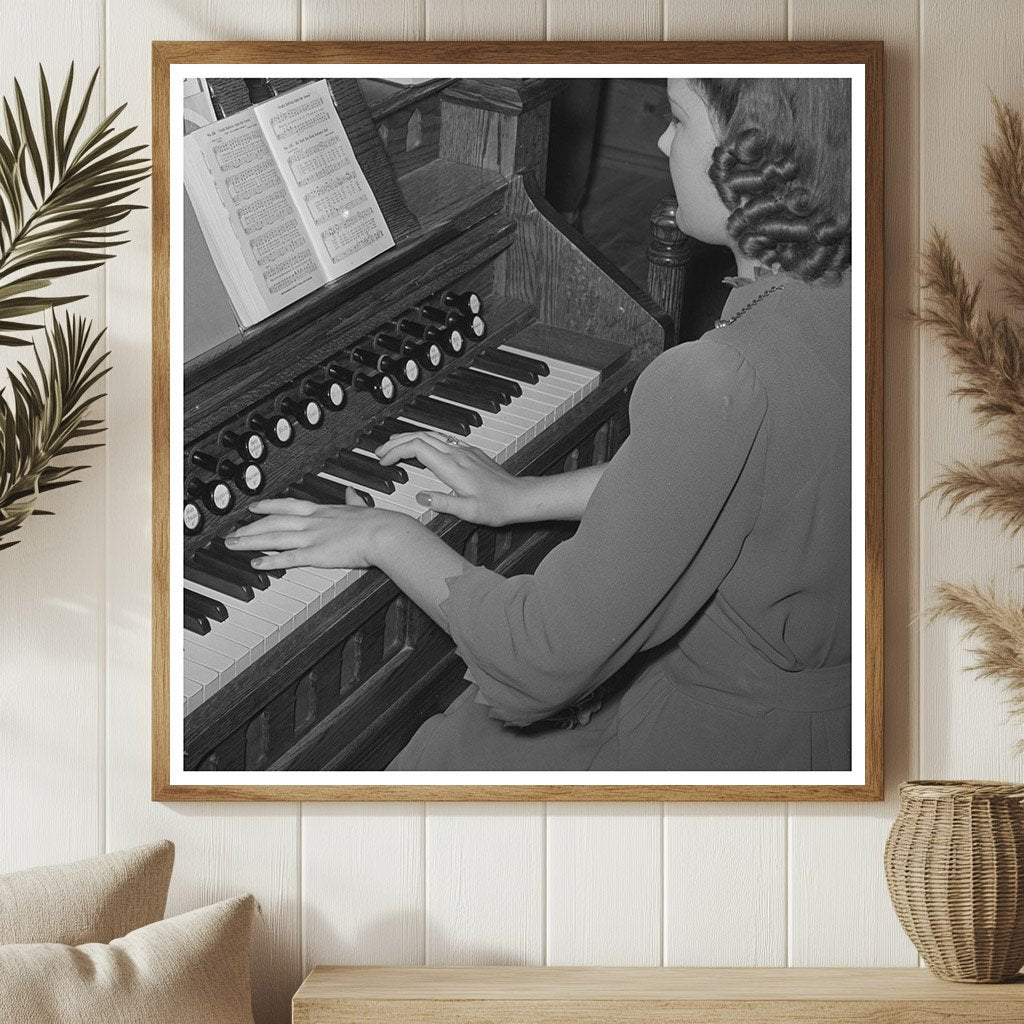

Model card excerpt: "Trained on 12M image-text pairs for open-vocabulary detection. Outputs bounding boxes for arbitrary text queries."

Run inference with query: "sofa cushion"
[0,840,174,945]
[0,893,256,1024]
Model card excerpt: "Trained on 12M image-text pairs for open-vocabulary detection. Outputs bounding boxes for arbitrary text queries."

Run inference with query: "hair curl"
[690,78,852,285]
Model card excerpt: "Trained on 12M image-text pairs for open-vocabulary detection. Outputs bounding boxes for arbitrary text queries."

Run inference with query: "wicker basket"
[884,779,1024,982]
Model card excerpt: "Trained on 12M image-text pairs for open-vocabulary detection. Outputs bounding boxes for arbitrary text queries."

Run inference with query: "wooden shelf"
[293,966,1024,1023]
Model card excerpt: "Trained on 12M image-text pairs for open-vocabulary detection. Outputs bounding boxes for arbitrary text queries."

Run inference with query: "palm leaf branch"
[0,311,109,548]
[0,63,149,346]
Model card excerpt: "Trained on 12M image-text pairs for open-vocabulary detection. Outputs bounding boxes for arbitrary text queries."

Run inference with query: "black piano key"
[362,425,393,448]
[330,448,409,486]
[284,477,332,503]
[285,481,326,504]
[382,415,450,439]
[414,396,483,429]
[453,366,521,399]
[185,587,229,623]
[431,381,502,414]
[356,433,426,472]
[194,547,271,592]
[397,404,471,436]
[491,347,550,377]
[349,487,377,507]
[408,396,480,432]
[184,560,254,603]
[207,536,286,579]
[298,473,377,508]
[287,474,345,504]
[184,607,211,635]
[472,352,538,384]
[323,456,396,495]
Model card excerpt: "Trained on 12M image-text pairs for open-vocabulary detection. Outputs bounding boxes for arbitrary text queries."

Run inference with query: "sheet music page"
[183,106,326,327]
[254,79,395,280]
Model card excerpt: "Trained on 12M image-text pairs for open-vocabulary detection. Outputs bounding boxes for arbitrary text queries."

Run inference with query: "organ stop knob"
[397,317,464,357]
[442,289,482,316]
[220,427,267,463]
[186,474,234,515]
[280,395,324,430]
[303,377,346,410]
[374,331,443,372]
[248,411,294,447]
[327,361,398,404]
[351,344,420,385]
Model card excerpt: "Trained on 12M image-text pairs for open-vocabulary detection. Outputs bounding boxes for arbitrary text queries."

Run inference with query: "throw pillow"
[0,893,257,1024]
[0,840,174,945]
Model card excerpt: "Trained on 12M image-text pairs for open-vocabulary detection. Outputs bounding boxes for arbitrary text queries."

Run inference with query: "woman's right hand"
[374,431,530,527]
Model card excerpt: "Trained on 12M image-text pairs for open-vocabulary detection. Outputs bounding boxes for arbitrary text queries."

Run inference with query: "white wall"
[2,2,1021,1022]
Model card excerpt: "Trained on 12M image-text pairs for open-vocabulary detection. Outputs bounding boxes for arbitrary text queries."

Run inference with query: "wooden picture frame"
[152,40,883,801]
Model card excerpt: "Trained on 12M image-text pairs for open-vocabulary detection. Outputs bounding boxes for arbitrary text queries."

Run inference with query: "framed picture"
[152,41,883,801]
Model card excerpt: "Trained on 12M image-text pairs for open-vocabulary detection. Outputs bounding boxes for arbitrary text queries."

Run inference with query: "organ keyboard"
[180,77,672,771]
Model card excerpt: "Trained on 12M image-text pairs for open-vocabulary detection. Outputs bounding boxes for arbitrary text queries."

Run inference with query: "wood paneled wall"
[2,2,1020,1021]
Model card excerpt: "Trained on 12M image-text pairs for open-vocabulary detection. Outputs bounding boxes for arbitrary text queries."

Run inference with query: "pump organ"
[180,77,675,771]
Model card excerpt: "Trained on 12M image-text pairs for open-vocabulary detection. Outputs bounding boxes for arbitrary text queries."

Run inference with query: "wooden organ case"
[182,78,672,771]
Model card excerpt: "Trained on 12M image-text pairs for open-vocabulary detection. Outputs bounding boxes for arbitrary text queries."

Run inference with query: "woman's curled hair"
[691,77,852,285]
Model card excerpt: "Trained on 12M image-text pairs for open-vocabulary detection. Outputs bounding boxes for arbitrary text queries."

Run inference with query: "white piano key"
[257,581,311,624]
[433,395,536,442]
[473,368,562,415]
[184,677,202,716]
[498,344,601,386]
[189,582,281,648]
[184,636,236,685]
[384,415,503,457]
[271,575,322,617]
[184,651,224,701]
[211,615,265,662]
[508,395,560,431]
[189,625,252,674]
[318,470,426,520]
[187,577,295,641]
[393,410,511,451]
[283,566,339,604]
[292,563,361,600]
[350,460,446,512]
[529,377,575,400]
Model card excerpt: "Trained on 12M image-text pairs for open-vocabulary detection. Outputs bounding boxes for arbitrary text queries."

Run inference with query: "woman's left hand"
[223,493,402,570]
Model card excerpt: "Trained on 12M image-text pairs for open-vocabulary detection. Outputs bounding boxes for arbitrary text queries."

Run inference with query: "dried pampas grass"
[918,93,1024,751]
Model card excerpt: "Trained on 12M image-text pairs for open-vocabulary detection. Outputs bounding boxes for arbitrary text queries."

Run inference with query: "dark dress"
[387,268,853,771]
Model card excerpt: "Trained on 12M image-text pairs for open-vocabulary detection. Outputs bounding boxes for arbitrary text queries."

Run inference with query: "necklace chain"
[714,282,786,329]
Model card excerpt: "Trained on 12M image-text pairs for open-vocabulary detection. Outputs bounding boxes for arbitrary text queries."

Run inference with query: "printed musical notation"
[304,174,363,226]
[267,98,331,141]
[210,130,267,173]
[321,206,379,261]
[183,78,394,328]
[225,158,281,203]
[257,80,393,274]
[287,138,345,189]
[238,189,295,236]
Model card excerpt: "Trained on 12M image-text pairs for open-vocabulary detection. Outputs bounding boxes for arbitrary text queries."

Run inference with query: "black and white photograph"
[155,45,881,798]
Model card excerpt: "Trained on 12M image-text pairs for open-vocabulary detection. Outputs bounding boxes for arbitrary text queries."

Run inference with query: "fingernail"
[252,558,265,569]
[416,492,431,507]
[225,537,238,545]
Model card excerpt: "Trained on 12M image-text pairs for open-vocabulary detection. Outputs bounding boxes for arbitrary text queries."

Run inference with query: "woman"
[225,77,854,771]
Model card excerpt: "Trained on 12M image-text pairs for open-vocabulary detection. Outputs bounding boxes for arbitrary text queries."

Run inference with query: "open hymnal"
[183,79,395,329]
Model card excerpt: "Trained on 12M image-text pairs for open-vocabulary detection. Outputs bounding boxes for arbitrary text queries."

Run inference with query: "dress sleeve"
[439,339,769,726]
